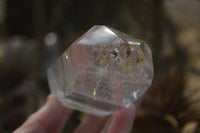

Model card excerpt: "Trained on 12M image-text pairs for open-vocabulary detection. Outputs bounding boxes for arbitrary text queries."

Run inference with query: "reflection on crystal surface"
[47,25,154,116]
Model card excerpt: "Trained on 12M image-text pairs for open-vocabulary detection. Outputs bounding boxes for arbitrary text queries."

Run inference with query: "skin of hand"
[14,95,143,133]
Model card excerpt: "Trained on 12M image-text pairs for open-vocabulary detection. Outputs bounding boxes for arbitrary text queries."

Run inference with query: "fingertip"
[45,95,66,111]
[101,100,140,133]
[14,95,73,133]
[46,94,59,105]
[45,94,74,117]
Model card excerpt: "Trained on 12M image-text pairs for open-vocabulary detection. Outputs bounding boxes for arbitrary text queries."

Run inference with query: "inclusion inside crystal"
[47,25,154,116]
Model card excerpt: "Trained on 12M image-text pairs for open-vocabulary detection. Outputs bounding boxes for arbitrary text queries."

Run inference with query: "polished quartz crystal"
[47,25,154,116]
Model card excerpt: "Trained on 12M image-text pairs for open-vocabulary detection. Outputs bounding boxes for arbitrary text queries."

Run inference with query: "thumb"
[14,95,73,133]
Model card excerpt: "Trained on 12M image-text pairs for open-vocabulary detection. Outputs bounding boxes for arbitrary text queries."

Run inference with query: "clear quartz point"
[47,25,154,116]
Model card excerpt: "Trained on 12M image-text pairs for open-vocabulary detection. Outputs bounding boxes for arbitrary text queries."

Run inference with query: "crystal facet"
[47,25,154,116]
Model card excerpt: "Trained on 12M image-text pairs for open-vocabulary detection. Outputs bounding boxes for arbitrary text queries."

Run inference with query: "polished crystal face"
[47,25,154,116]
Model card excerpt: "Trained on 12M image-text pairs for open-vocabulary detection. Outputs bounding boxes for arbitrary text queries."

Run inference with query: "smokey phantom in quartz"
[47,25,154,116]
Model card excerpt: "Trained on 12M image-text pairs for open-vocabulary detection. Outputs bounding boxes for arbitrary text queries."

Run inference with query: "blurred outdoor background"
[0,0,200,132]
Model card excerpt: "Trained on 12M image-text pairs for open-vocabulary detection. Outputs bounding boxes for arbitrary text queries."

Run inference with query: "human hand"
[14,95,143,133]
